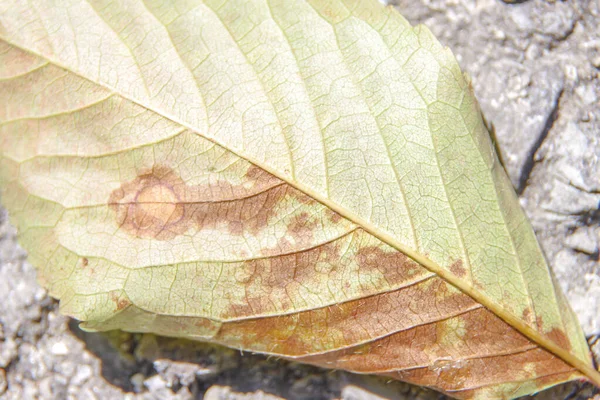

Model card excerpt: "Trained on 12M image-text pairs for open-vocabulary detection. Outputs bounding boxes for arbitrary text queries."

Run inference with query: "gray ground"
[1,0,599,399]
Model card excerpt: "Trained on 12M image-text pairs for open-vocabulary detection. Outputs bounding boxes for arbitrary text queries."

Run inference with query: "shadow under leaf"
[68,320,599,400]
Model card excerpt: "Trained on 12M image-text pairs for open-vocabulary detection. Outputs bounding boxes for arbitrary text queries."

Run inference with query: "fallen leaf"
[0,0,597,398]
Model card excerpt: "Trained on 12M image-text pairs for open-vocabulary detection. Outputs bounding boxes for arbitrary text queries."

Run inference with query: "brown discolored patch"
[385,345,574,395]
[383,343,575,394]
[233,262,256,284]
[218,313,306,354]
[222,238,345,319]
[110,291,131,311]
[108,164,291,240]
[535,315,544,331]
[293,190,315,205]
[116,299,130,311]
[356,245,420,285]
[329,212,343,223]
[455,303,532,354]
[218,277,479,357]
[533,315,572,352]
[225,229,430,320]
[301,303,553,379]
[546,327,572,352]
[260,237,296,257]
[530,370,579,390]
[227,221,244,236]
[449,259,466,278]
[452,370,577,400]
[79,257,88,268]
[222,233,445,320]
[244,164,268,181]
[285,212,319,248]
[522,307,533,325]
[193,318,218,330]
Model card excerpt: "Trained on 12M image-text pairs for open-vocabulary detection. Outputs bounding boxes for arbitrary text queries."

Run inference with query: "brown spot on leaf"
[79,257,88,268]
[193,318,218,330]
[227,221,244,236]
[546,327,572,352]
[244,164,268,181]
[532,315,572,351]
[260,237,296,257]
[294,191,315,205]
[285,212,318,248]
[223,233,440,321]
[221,231,356,319]
[385,340,573,394]
[108,164,288,240]
[453,370,577,399]
[224,299,257,318]
[449,259,466,277]
[458,304,531,353]
[356,245,420,285]
[522,307,533,325]
[219,277,477,356]
[234,262,256,284]
[302,304,542,376]
[224,249,335,319]
[535,315,544,331]
[110,291,131,311]
[116,299,130,311]
[329,212,343,223]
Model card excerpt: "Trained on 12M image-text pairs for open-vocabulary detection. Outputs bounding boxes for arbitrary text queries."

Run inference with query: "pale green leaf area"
[0,0,598,398]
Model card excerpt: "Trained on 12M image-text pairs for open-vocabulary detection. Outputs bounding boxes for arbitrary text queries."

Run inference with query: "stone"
[204,385,286,400]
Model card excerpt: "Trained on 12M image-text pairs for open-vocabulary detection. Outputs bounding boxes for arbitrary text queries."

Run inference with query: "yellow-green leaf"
[0,0,597,398]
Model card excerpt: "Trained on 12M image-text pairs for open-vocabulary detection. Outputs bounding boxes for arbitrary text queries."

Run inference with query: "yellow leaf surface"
[0,0,597,398]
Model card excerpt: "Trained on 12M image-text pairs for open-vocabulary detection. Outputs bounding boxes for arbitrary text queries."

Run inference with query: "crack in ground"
[516,88,564,195]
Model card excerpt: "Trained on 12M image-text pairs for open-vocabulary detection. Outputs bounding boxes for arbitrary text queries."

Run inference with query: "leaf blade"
[0,0,597,398]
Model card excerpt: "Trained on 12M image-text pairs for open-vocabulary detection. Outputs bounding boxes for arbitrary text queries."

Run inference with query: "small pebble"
[564,64,579,82]
[50,341,69,356]
[130,372,145,392]
[144,374,168,391]
[71,365,93,386]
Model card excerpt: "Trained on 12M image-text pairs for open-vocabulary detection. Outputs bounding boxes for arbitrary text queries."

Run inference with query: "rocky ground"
[1,0,599,399]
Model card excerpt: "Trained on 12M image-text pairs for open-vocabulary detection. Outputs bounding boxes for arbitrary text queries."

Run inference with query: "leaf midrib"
[2,36,598,386]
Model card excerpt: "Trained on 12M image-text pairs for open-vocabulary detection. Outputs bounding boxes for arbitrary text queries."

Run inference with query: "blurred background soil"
[1,0,599,399]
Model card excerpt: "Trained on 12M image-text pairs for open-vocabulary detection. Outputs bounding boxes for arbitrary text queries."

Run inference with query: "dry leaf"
[0,0,598,398]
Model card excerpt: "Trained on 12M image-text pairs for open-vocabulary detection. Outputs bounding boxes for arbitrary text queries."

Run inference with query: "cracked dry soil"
[1,0,600,399]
